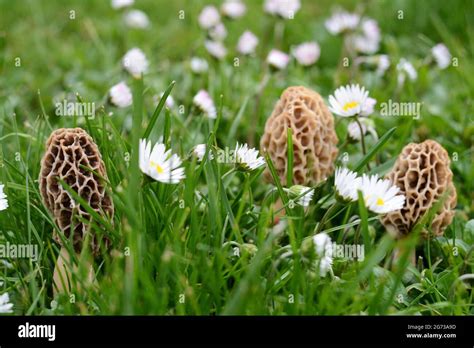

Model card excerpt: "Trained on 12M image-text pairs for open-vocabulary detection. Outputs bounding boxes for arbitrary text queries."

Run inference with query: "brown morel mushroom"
[260,86,339,186]
[39,128,114,294]
[382,140,457,239]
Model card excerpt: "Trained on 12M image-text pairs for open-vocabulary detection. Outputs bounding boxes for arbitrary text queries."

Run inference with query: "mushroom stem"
[53,247,95,296]
[391,245,417,269]
[267,197,287,227]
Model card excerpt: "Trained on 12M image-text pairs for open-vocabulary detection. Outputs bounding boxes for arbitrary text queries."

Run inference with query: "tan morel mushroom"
[39,128,114,294]
[382,140,456,239]
[260,86,339,186]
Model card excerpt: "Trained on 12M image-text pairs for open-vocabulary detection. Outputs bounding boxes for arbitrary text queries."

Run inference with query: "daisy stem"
[345,35,358,79]
[222,167,237,182]
[274,20,285,48]
[335,37,347,85]
[355,116,371,170]
[315,202,340,234]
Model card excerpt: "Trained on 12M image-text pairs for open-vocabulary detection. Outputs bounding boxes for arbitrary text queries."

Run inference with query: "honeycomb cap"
[39,128,114,254]
[381,140,457,238]
[260,86,339,186]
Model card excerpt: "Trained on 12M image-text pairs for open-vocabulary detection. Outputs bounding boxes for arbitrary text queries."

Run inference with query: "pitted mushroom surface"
[39,128,114,254]
[382,140,456,238]
[260,86,338,186]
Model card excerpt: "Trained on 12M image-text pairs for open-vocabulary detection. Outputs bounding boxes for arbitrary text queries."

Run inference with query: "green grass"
[0,0,473,315]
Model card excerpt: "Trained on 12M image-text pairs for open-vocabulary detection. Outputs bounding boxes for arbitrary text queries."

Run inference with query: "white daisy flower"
[198,5,221,29]
[397,58,417,86]
[276,0,301,18]
[432,43,451,69]
[328,84,369,117]
[111,0,134,10]
[193,90,217,119]
[325,11,360,35]
[285,185,314,207]
[193,144,206,161]
[190,57,209,74]
[139,139,185,184]
[237,30,259,55]
[313,233,333,277]
[267,49,290,70]
[263,0,300,18]
[292,42,320,66]
[361,97,376,116]
[361,18,380,42]
[376,54,390,76]
[263,0,279,15]
[209,23,227,41]
[353,35,379,55]
[109,81,132,108]
[318,256,333,277]
[359,174,405,214]
[347,118,377,141]
[347,121,365,141]
[234,143,266,171]
[204,40,227,60]
[221,0,246,19]
[193,144,213,162]
[0,184,8,211]
[353,18,381,54]
[122,48,149,78]
[124,9,150,29]
[0,293,13,313]
[334,167,360,202]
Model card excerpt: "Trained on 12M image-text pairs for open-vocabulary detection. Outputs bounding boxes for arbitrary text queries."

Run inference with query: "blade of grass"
[357,190,371,254]
[212,94,224,135]
[264,152,298,253]
[354,127,396,172]
[143,80,175,139]
[228,96,249,140]
[163,107,171,147]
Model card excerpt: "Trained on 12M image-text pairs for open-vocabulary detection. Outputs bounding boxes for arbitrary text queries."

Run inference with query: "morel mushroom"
[260,86,339,186]
[39,128,114,293]
[381,140,456,238]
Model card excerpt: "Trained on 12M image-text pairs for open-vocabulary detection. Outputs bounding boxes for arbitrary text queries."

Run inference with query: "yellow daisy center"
[343,101,359,111]
[376,197,385,206]
[150,160,164,174]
